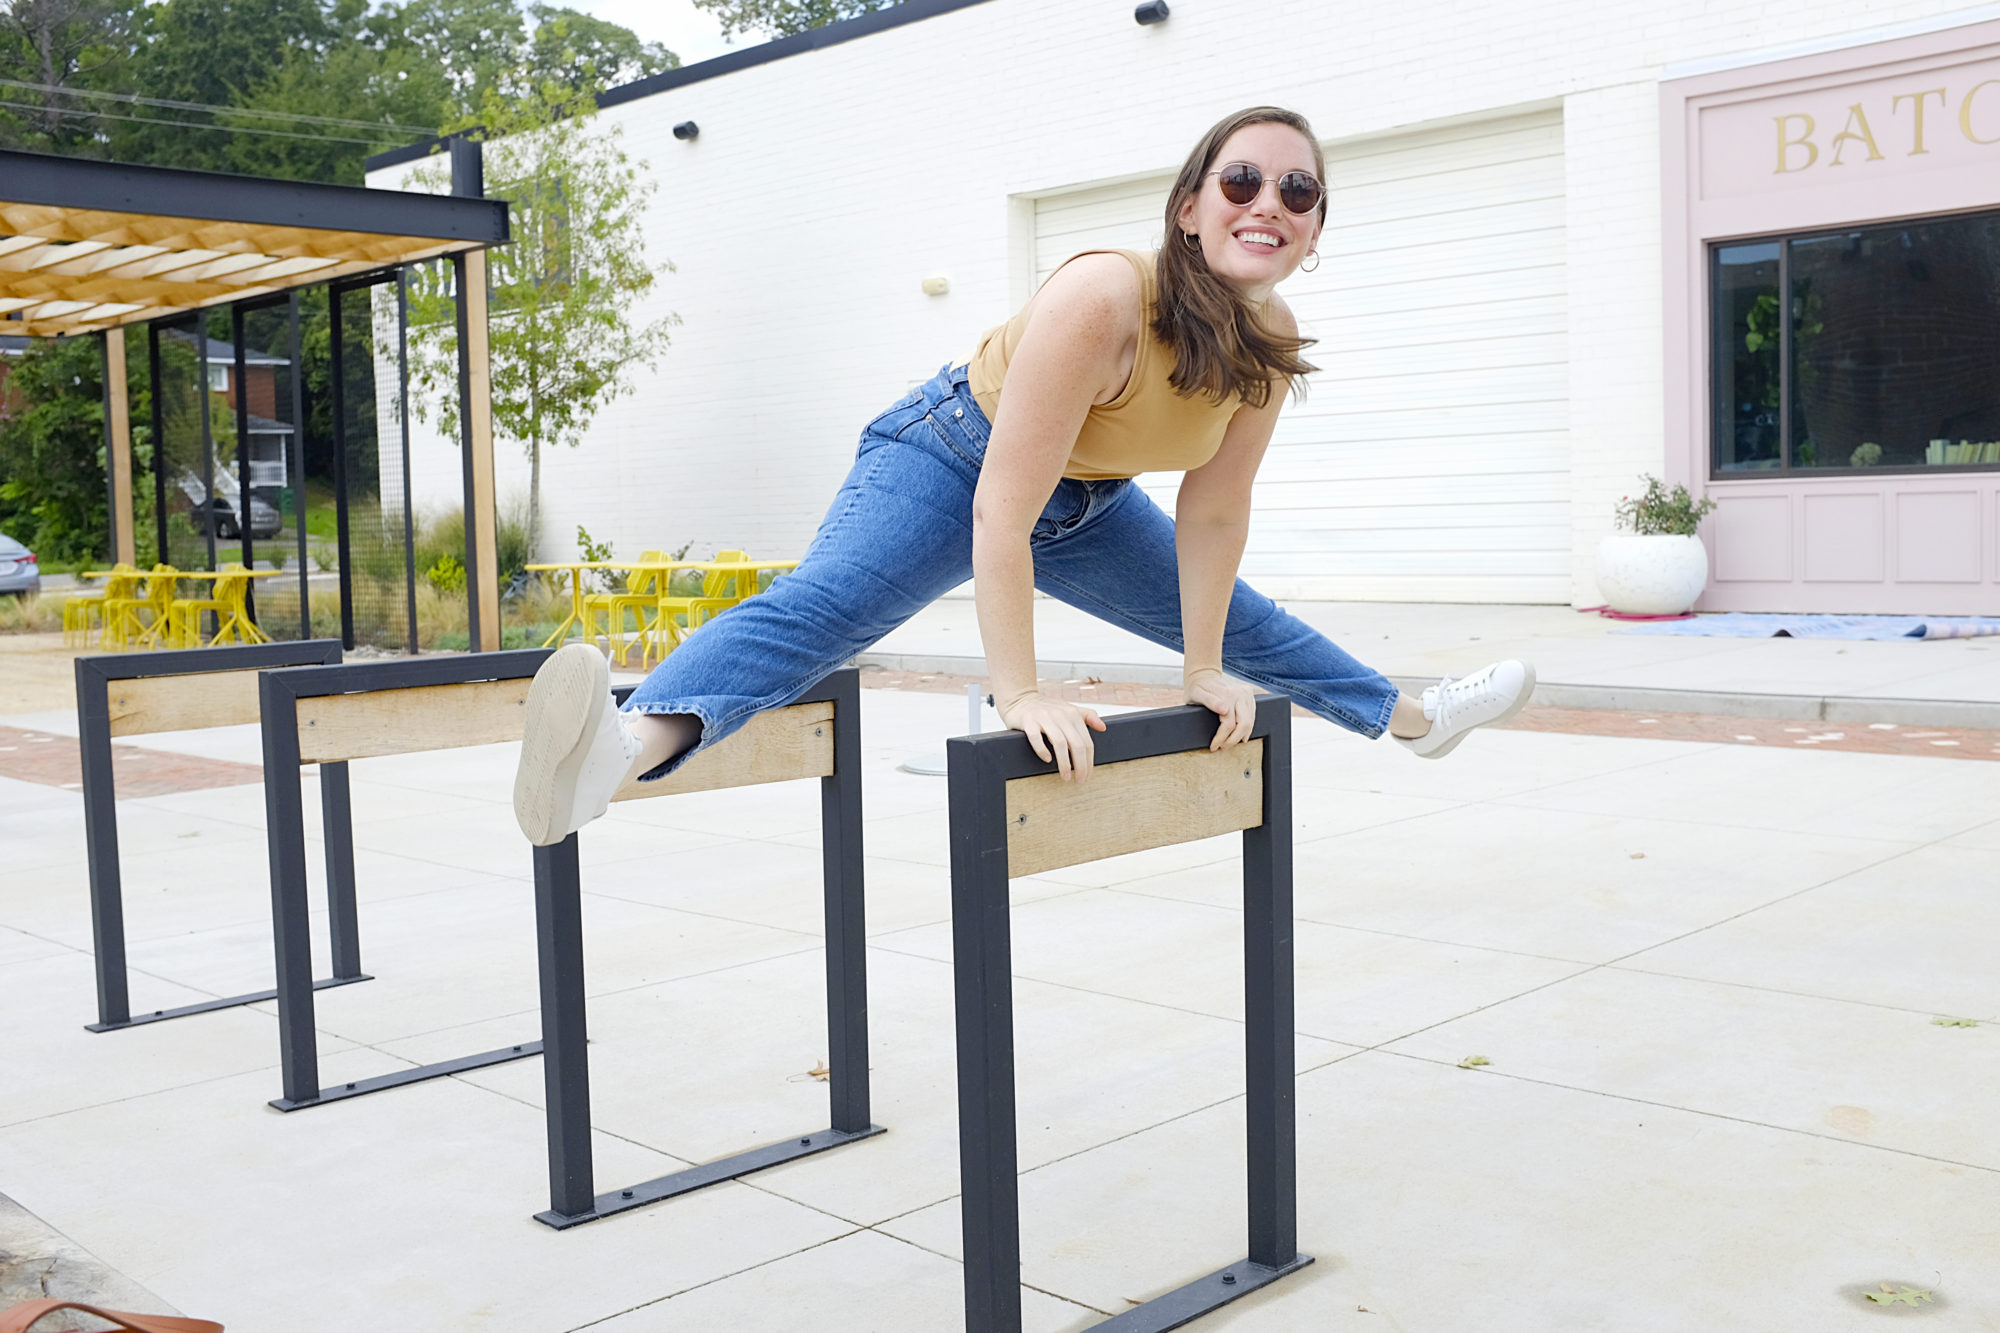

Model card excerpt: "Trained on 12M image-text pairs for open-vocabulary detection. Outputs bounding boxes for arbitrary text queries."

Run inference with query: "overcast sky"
[560,0,744,68]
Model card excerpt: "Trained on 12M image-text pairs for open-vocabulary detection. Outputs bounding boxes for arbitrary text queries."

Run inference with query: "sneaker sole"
[514,643,610,845]
[1420,661,1537,760]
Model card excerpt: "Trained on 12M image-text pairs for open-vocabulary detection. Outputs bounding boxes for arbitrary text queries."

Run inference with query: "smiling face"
[1175,121,1325,301]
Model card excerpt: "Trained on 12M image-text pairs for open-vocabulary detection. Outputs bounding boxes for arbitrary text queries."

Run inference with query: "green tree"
[525,6,675,92]
[0,336,110,561]
[405,77,676,555]
[0,0,139,155]
[222,39,446,185]
[691,0,896,40]
[368,0,524,117]
[102,0,341,173]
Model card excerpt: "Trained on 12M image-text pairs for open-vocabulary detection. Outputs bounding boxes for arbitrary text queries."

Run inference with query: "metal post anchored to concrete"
[533,668,884,1228]
[947,694,1310,1332]
[257,650,556,1110]
[74,641,367,1033]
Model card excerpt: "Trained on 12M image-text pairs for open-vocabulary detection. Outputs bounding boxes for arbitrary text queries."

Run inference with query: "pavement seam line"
[1377,1047,2000,1175]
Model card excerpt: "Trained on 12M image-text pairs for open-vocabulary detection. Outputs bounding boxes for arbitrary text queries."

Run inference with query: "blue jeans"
[623,364,1399,776]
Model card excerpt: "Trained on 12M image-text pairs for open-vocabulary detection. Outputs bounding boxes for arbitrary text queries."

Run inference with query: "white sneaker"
[514,643,644,845]
[1396,659,1536,759]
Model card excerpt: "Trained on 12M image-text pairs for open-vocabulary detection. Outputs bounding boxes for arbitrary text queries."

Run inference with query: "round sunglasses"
[1206,162,1324,216]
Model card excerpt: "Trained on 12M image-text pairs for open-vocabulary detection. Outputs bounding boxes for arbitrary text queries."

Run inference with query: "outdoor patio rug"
[1614,614,2000,640]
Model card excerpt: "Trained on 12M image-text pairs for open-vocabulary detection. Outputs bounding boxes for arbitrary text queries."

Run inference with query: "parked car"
[188,494,282,540]
[0,531,40,596]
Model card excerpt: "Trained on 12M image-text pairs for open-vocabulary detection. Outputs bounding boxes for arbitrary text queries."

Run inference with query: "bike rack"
[947,694,1310,1332]
[73,640,369,1032]
[257,649,554,1110]
[533,669,883,1227]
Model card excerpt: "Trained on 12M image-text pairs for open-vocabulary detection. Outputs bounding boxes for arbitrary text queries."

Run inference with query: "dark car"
[189,494,283,541]
[0,532,40,596]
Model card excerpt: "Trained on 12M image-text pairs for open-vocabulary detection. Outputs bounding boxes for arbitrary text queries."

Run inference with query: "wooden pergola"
[0,144,512,650]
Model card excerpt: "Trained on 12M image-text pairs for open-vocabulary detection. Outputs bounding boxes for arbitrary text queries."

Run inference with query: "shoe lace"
[1426,675,1459,733]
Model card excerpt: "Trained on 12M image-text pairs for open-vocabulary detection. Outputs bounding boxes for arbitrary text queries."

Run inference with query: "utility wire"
[0,76,439,136]
[0,98,419,147]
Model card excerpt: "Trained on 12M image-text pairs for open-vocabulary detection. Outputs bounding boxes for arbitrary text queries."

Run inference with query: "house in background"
[0,331,293,496]
[164,331,295,496]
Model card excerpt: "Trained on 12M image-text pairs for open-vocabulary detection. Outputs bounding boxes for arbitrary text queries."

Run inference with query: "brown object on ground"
[0,1302,220,1333]
[0,725,262,797]
[857,666,2000,763]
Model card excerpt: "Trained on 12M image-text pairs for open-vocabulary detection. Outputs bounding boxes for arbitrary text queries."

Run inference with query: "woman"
[513,106,1533,846]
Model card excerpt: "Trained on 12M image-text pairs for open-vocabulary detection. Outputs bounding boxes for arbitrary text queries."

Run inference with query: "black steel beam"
[0,148,509,244]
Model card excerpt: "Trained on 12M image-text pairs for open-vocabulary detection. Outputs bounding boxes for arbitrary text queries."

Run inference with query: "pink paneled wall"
[1662,19,2000,614]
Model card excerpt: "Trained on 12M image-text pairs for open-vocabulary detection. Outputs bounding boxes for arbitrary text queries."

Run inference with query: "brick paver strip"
[0,724,265,797]
[5,668,1991,801]
[857,666,2000,763]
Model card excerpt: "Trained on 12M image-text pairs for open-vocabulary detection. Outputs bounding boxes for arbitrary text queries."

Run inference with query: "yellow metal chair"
[104,565,179,650]
[66,564,135,647]
[653,550,752,663]
[583,550,666,665]
[170,564,269,647]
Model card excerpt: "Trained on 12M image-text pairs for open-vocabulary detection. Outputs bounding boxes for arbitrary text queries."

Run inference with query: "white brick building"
[368,0,2000,612]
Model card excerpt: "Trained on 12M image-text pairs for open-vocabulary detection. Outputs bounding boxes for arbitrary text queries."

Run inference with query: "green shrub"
[1614,476,1717,537]
[426,552,466,594]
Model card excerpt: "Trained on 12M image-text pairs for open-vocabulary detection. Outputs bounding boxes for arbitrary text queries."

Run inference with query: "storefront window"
[1713,242,1780,471]
[1710,211,2000,474]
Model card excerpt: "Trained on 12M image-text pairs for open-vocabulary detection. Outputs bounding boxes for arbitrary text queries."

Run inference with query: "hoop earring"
[1182,231,1201,254]
[1299,249,1320,273]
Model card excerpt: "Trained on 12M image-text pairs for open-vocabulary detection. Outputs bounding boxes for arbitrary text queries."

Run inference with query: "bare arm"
[1174,302,1293,750]
[973,255,1138,780]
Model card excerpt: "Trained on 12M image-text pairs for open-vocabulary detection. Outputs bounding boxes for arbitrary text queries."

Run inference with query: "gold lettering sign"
[1774,113,1817,173]
[1892,87,1946,154]
[1829,102,1884,165]
[1771,77,2000,172]
[1962,79,2000,145]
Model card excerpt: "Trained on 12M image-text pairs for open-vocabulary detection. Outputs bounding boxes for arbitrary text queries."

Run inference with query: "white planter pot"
[1595,534,1709,616]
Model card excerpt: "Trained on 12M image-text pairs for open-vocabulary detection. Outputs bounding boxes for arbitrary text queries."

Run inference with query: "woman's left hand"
[1184,668,1258,750]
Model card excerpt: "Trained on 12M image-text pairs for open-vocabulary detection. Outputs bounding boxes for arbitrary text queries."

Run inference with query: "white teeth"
[1238,232,1282,247]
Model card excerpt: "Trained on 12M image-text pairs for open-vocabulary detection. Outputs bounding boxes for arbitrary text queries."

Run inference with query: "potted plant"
[1595,476,1718,616]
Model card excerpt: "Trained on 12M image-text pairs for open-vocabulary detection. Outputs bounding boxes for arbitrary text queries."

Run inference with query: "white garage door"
[1030,109,1569,603]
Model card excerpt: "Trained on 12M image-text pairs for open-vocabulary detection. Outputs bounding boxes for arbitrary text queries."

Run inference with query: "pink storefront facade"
[1663,17,2000,614]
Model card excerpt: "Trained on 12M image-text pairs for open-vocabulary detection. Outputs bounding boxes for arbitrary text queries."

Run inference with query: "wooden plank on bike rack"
[611,700,835,801]
[294,677,531,763]
[1002,741,1263,878]
[106,669,264,737]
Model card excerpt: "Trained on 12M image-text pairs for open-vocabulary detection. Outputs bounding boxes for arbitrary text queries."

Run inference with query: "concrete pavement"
[0,615,1995,1330]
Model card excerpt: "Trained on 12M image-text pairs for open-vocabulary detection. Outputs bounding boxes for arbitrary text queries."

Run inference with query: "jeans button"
[954,408,964,418]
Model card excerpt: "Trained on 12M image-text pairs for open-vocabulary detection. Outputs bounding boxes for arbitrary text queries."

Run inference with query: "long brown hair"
[1154,106,1325,408]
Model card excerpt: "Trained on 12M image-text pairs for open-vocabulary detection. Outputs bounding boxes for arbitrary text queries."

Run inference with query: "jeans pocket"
[920,400,984,472]
[1032,479,1092,542]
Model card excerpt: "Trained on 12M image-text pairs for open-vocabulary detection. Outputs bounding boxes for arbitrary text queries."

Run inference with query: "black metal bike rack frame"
[73,641,371,1032]
[258,649,554,1110]
[947,694,1310,1333]
[534,667,883,1228]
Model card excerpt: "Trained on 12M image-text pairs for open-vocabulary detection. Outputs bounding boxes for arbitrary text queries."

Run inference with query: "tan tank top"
[967,249,1241,480]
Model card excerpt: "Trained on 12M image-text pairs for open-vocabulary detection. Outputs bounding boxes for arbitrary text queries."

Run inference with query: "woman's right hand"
[996,690,1108,782]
